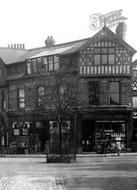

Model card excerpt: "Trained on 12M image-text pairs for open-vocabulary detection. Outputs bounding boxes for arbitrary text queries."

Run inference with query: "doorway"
[82,120,95,152]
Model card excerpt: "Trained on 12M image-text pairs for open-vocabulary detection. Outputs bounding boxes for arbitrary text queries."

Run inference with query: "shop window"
[133,97,137,108]
[109,81,120,105]
[18,89,25,109]
[88,81,99,105]
[38,86,45,106]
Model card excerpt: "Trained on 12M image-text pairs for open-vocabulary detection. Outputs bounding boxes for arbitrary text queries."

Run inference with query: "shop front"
[95,121,127,153]
[79,110,131,153]
[9,121,49,154]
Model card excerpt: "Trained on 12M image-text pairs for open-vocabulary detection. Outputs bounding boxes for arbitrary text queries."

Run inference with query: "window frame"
[18,88,25,109]
[94,47,115,65]
[88,81,99,105]
[109,81,120,105]
[37,86,45,106]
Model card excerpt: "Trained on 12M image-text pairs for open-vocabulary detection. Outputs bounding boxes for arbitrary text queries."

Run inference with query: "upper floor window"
[27,55,59,74]
[94,47,115,65]
[109,81,120,105]
[32,59,37,73]
[88,81,99,105]
[18,89,25,109]
[43,55,59,72]
[27,60,32,74]
[38,86,45,106]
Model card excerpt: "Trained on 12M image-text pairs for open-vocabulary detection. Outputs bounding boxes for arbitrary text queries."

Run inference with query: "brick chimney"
[116,22,127,40]
[45,36,55,47]
[8,43,25,50]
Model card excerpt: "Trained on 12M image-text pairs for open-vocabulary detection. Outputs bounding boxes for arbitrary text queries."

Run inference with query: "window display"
[96,122,126,152]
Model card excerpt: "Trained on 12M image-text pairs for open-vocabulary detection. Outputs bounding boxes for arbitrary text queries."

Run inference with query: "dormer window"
[27,60,32,74]
[27,55,59,74]
[43,55,59,72]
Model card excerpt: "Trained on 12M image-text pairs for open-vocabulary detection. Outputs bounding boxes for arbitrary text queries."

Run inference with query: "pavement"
[3,152,137,158]
[0,155,137,189]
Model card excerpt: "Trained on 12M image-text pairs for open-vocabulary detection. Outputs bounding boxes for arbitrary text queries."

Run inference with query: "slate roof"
[16,38,88,62]
[0,47,27,64]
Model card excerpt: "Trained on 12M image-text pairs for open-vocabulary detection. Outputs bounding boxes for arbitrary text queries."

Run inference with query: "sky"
[0,0,137,57]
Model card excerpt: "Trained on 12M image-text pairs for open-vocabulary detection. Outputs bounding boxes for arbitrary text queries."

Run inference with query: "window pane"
[88,81,99,105]
[133,97,137,108]
[38,87,44,96]
[110,94,119,105]
[20,103,25,108]
[19,89,25,97]
[108,55,115,64]
[102,55,107,64]
[109,48,115,53]
[54,56,59,70]
[94,55,100,65]
[102,48,107,53]
[32,59,37,73]
[43,57,48,71]
[110,82,119,93]
[48,56,54,71]
[110,82,120,105]
[94,48,100,54]
[19,89,25,108]
[27,60,31,74]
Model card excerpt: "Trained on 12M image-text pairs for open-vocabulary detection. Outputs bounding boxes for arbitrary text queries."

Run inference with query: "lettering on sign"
[90,9,127,31]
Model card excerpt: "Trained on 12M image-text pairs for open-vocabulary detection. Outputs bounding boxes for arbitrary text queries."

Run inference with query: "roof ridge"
[28,37,90,51]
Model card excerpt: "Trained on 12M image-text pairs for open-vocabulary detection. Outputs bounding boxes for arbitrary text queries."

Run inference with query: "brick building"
[0,27,136,154]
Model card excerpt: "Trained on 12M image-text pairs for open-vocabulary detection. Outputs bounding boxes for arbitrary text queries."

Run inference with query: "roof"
[0,47,27,64]
[0,27,136,65]
[16,38,88,62]
[78,27,136,55]
[17,27,136,62]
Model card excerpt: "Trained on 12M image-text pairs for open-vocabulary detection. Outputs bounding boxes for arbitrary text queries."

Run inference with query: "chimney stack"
[116,22,127,40]
[8,43,25,50]
[45,36,55,47]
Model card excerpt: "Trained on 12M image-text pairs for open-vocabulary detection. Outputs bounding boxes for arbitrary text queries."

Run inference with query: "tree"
[38,60,80,162]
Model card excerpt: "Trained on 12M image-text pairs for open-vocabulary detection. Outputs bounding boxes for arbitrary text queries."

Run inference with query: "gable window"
[38,86,45,106]
[18,89,25,108]
[109,82,120,105]
[94,47,115,65]
[88,81,99,105]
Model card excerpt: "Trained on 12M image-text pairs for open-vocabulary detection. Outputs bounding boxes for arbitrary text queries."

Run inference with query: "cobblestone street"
[0,155,137,189]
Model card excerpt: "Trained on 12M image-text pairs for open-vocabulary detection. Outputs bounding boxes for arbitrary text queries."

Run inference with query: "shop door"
[82,120,95,152]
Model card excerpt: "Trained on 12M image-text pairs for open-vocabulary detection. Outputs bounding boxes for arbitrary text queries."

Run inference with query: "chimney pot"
[45,36,55,47]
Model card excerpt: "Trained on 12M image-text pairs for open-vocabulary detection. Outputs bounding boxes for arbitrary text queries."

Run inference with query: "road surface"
[0,155,137,189]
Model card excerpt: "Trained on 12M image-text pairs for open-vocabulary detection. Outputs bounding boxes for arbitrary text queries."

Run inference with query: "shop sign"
[90,9,127,31]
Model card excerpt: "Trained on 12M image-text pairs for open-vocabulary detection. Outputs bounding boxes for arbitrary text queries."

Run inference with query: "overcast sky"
[0,0,137,54]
